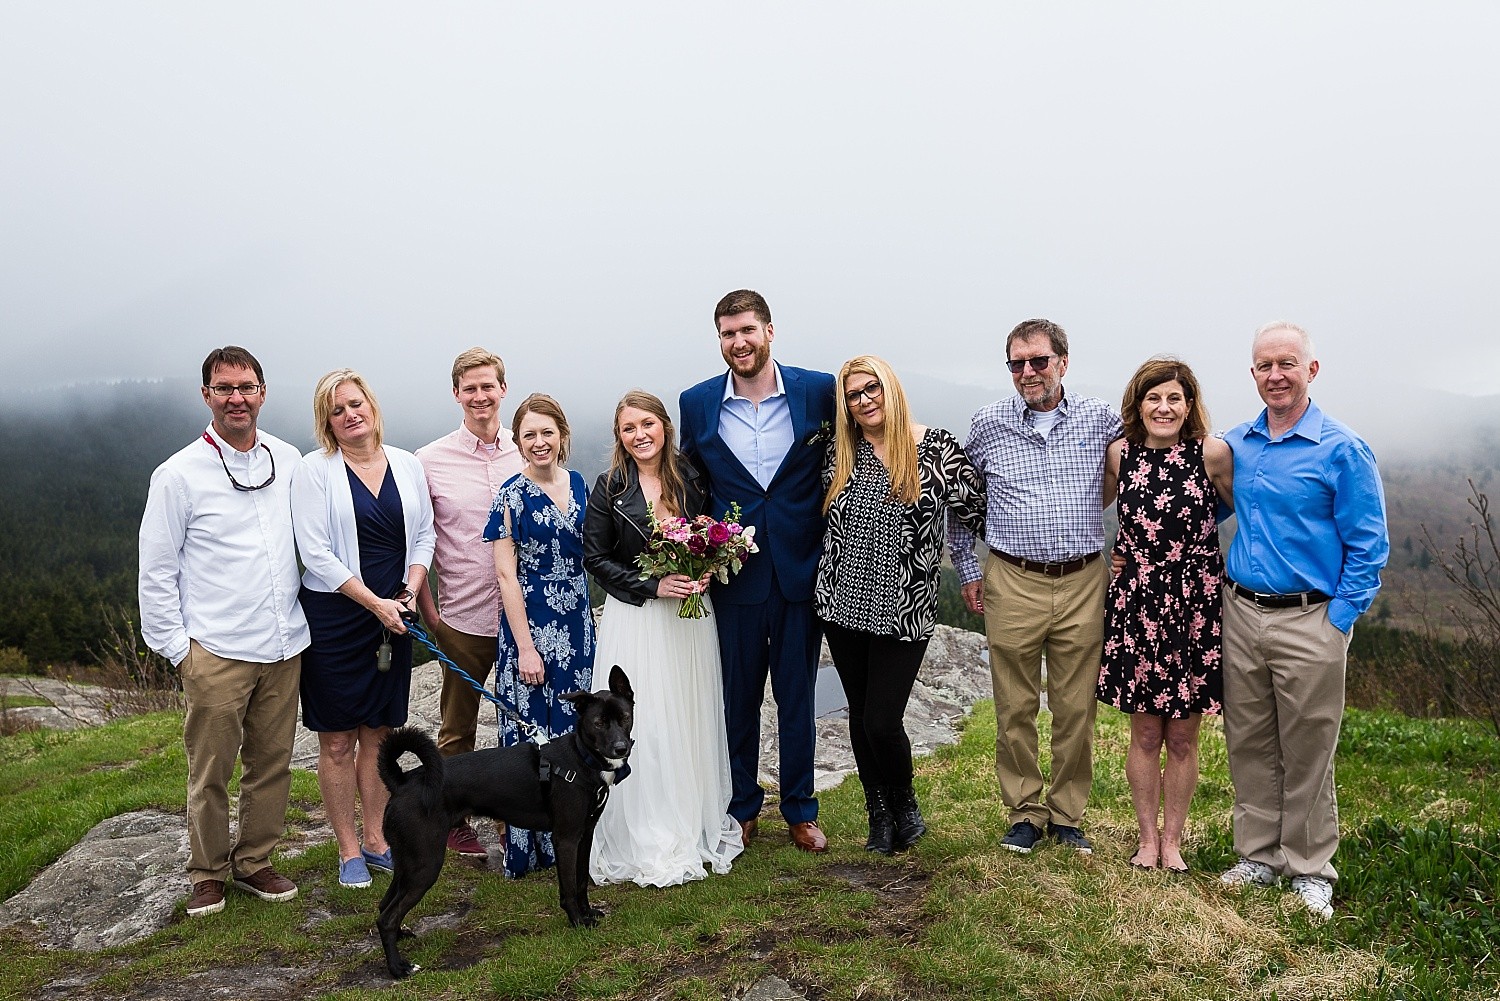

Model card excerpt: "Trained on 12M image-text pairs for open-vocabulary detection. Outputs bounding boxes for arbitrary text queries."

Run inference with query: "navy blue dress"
[300,465,414,732]
[482,470,595,878]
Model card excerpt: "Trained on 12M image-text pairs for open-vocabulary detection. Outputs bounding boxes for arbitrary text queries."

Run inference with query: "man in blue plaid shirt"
[949,319,1122,855]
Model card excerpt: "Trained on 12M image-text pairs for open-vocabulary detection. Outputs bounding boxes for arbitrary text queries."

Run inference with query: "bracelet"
[395,585,414,603]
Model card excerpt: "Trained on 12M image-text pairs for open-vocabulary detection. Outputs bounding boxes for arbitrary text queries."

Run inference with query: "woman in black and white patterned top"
[815,355,986,855]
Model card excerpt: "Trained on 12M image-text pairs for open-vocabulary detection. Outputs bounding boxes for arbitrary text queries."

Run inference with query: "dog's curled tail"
[378,726,445,793]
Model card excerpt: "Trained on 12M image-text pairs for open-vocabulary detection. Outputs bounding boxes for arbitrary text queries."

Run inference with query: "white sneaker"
[1219,858,1278,887]
[1290,875,1334,920]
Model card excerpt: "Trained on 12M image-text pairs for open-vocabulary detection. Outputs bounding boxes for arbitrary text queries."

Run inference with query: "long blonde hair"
[607,390,687,518]
[822,355,920,513]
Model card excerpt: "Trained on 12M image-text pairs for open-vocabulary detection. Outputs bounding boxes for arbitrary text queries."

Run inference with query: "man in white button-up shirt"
[139,346,311,918]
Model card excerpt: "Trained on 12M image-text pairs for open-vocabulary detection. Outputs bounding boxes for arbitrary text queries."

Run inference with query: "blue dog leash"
[400,613,550,746]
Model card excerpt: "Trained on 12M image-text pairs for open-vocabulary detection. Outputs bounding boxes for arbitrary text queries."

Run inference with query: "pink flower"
[708,522,731,545]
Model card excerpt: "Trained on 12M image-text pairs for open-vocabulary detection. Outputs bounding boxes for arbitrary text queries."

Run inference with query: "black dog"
[376,665,635,979]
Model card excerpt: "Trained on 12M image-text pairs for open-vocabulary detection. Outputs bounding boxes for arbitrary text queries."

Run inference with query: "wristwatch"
[395,584,415,603]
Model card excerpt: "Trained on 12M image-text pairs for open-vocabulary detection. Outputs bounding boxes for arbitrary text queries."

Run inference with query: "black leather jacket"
[583,459,708,606]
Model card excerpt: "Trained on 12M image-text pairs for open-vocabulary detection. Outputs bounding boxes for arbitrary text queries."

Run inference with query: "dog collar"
[579,746,631,783]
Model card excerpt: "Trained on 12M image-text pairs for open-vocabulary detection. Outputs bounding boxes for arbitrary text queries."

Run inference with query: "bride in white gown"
[581,391,742,887]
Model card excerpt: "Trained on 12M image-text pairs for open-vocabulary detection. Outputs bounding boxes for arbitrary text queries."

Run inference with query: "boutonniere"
[804,421,832,447]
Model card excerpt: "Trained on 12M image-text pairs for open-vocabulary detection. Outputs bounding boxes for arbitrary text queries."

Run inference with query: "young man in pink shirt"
[415,348,524,856]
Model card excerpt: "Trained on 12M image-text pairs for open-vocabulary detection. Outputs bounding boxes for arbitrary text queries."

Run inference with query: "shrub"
[0,645,33,676]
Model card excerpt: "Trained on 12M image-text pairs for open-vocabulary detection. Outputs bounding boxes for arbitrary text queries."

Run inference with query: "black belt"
[1227,578,1331,609]
[990,549,1101,578]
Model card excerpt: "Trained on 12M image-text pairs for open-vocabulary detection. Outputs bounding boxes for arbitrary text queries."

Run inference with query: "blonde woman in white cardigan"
[291,369,435,889]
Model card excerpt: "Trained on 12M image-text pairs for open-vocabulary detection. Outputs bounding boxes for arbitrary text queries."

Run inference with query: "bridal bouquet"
[636,503,758,619]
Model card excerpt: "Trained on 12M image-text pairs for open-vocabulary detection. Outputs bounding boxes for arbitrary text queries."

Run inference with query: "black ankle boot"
[864,786,895,855]
[888,786,927,850]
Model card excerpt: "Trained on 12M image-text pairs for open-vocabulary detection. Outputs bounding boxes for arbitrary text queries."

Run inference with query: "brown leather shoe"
[789,821,828,853]
[739,817,758,845]
[233,866,298,902]
[186,879,225,917]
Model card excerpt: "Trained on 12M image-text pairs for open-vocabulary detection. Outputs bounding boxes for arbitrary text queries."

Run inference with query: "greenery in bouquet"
[635,502,758,618]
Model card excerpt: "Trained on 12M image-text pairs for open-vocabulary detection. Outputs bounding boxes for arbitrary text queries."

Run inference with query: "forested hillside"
[0,382,215,664]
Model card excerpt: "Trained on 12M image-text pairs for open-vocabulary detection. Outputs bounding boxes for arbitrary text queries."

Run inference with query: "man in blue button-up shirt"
[1217,321,1388,921]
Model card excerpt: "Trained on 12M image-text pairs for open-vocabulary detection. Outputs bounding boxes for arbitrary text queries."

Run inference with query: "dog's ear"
[608,665,634,702]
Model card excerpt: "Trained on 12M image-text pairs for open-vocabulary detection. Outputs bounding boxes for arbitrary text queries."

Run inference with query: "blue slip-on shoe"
[339,855,373,889]
[362,846,394,874]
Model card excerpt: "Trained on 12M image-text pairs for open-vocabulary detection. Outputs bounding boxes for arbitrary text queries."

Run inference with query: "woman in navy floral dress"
[1098,358,1233,873]
[483,394,595,879]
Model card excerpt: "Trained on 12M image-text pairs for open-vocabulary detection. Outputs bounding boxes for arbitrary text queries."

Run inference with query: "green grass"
[0,694,51,710]
[0,705,1496,1000]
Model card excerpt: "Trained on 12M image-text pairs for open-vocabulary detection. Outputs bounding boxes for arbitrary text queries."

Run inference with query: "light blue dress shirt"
[717,364,794,490]
[1224,399,1389,633]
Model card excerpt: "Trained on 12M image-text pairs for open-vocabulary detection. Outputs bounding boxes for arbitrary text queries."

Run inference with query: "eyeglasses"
[201,432,277,491]
[207,383,264,397]
[845,380,883,405]
[1005,355,1055,375]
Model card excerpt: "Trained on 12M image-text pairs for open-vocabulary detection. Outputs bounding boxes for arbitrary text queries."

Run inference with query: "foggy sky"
[3,3,1498,458]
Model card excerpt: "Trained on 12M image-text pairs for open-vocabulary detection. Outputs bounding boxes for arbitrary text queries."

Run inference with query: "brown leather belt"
[1227,578,1331,609]
[989,549,1101,578]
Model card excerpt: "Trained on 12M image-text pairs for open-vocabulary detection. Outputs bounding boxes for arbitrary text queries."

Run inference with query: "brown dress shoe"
[789,821,828,853]
[232,866,298,902]
[739,817,758,845]
[186,879,226,917]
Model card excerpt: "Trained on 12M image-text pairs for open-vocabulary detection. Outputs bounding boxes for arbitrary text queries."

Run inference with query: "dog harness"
[538,743,631,821]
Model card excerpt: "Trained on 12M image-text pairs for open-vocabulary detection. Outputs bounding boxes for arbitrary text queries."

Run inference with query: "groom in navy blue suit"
[679,290,837,853]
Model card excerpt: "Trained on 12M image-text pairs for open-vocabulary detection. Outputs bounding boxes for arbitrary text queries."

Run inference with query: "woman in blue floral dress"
[483,393,595,878]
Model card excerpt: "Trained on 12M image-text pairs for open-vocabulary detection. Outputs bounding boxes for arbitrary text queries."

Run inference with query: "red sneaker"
[446,822,487,858]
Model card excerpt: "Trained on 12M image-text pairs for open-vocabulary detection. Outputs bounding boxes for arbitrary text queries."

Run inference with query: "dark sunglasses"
[202,432,277,491]
[1006,355,1055,375]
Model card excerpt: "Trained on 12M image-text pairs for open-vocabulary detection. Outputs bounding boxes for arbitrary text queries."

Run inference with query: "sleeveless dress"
[300,465,413,731]
[1097,438,1224,719]
[482,470,595,878]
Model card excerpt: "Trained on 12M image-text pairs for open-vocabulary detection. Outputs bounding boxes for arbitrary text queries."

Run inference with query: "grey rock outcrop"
[0,810,189,951]
[788,624,990,792]
[0,677,113,730]
[743,974,809,1001]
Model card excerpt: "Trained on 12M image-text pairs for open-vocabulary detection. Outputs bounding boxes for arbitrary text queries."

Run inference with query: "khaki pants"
[1222,590,1349,882]
[432,621,498,757]
[181,641,301,882]
[982,553,1106,828]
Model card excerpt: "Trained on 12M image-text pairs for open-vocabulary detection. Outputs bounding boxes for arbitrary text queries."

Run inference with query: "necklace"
[347,450,382,470]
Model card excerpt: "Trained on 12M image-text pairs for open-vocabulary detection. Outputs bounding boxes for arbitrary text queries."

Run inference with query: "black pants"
[822,620,930,789]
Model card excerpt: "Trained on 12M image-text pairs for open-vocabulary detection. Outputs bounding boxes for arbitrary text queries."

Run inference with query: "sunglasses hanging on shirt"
[201,433,277,491]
